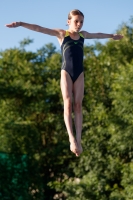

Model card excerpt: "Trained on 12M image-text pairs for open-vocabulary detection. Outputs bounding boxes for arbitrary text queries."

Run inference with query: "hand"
[5,22,21,28]
[112,34,123,40]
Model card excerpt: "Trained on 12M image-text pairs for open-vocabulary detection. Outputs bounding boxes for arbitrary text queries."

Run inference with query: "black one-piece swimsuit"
[61,30,84,83]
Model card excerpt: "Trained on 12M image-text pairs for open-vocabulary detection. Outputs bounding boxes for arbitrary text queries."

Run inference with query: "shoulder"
[54,29,66,39]
[80,30,91,39]
[55,29,66,46]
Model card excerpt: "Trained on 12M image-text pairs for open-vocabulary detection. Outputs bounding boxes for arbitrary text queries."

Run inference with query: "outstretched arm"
[81,31,123,40]
[5,21,65,38]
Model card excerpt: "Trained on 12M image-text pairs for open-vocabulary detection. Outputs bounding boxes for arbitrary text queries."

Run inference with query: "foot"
[76,136,83,155]
[70,139,79,157]
[77,142,83,155]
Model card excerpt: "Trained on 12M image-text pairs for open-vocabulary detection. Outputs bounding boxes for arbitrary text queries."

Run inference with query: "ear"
[67,19,71,25]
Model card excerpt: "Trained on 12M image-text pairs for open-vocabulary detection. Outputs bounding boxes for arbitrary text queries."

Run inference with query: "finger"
[5,24,10,27]
[5,23,13,27]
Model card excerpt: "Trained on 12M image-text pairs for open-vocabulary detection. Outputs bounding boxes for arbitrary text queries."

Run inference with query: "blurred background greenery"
[0,18,133,200]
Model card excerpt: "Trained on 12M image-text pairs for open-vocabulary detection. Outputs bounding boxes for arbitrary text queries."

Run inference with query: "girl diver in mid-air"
[5,9,123,157]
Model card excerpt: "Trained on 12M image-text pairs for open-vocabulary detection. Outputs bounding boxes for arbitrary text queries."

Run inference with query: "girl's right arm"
[5,21,65,40]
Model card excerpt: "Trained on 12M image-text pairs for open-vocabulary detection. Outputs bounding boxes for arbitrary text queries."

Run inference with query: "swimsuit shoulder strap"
[65,30,69,37]
[79,32,84,38]
[65,30,84,38]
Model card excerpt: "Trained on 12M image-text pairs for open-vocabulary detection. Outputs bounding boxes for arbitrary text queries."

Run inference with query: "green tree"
[0,41,75,199]
[63,18,133,200]
[0,17,133,200]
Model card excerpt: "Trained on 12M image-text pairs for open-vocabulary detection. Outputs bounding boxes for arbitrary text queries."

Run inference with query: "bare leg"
[73,72,84,155]
[60,70,79,156]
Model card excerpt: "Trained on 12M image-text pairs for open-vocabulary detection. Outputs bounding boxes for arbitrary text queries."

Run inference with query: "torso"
[60,30,84,83]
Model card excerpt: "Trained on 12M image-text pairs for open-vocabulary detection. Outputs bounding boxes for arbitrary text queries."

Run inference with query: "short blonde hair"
[68,9,84,20]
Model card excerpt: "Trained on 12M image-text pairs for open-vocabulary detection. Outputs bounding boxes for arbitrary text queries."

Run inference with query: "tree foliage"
[0,18,133,199]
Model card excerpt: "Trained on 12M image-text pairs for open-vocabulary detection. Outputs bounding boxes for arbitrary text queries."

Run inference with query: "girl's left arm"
[81,31,123,40]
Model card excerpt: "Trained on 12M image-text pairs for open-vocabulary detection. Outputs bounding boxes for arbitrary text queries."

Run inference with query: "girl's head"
[68,9,84,20]
[67,9,84,32]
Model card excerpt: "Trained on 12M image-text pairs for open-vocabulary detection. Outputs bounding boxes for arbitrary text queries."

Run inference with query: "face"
[68,15,84,32]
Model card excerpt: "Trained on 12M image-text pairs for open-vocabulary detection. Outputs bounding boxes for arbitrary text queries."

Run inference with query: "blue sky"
[1,0,133,52]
